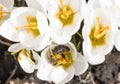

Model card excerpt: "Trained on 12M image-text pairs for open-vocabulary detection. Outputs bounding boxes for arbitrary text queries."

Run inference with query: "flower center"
[89,17,109,47]
[18,49,36,64]
[16,16,40,37]
[47,45,73,69]
[0,5,10,20]
[56,0,74,26]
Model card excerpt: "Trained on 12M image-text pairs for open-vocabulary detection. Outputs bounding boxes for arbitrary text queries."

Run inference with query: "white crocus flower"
[17,49,41,73]
[82,8,116,65]
[0,0,14,25]
[47,0,85,44]
[0,7,50,51]
[37,42,88,84]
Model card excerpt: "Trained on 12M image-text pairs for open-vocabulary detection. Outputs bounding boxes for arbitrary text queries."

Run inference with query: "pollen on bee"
[17,55,22,61]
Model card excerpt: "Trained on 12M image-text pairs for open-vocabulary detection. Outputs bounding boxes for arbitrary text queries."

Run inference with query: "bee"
[47,45,70,66]
[52,45,70,55]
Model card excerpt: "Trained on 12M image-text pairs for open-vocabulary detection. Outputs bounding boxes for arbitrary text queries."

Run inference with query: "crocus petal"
[58,66,75,84]
[0,0,14,11]
[63,12,81,36]
[31,50,41,69]
[36,0,49,14]
[51,66,68,84]
[115,0,120,7]
[83,41,105,65]
[33,33,50,51]
[48,1,63,29]
[10,7,37,26]
[99,0,113,8]
[87,0,113,8]
[18,31,40,48]
[37,63,54,81]
[69,0,80,12]
[8,43,24,52]
[56,0,70,7]
[18,53,35,73]
[66,42,77,60]
[114,30,120,51]
[74,53,88,75]
[0,19,20,42]
[36,11,49,35]
[50,29,71,44]
[25,0,42,11]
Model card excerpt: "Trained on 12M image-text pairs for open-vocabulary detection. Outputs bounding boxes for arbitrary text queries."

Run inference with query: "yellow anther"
[15,16,40,37]
[56,4,74,26]
[94,17,109,39]
[26,16,31,24]
[0,5,10,19]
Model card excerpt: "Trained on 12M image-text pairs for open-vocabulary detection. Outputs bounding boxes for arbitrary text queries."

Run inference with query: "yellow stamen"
[59,0,63,8]
[15,15,40,37]
[94,17,109,39]
[0,5,10,19]
[56,3,74,26]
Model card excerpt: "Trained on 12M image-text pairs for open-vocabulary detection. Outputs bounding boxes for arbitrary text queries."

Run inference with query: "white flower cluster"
[0,0,120,84]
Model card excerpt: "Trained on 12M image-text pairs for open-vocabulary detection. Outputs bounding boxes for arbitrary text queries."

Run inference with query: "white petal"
[37,63,54,81]
[25,0,42,11]
[31,50,41,69]
[37,11,49,35]
[87,0,113,8]
[58,66,75,84]
[10,7,37,26]
[83,41,105,65]
[18,31,46,50]
[0,19,20,42]
[73,53,88,75]
[18,53,35,73]
[115,0,120,7]
[51,66,68,84]
[55,0,70,7]
[114,30,120,51]
[48,1,63,29]
[63,12,81,36]
[36,0,49,15]
[99,0,113,8]
[8,43,24,52]
[69,0,80,12]
[0,0,14,11]
[50,29,71,44]
[19,31,37,48]
[33,33,51,51]
[40,47,50,65]
[66,42,77,60]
